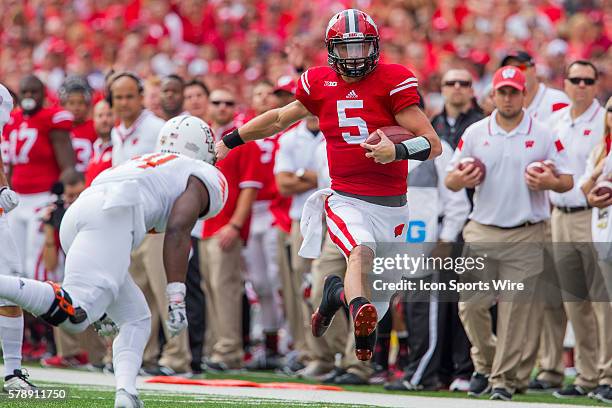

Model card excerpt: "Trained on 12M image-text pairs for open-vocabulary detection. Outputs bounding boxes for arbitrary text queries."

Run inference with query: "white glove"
[93,314,119,337]
[0,187,19,213]
[166,282,188,338]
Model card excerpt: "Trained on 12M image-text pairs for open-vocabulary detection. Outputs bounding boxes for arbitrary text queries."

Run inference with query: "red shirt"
[3,107,73,194]
[254,135,281,202]
[71,119,97,172]
[202,126,264,242]
[295,63,420,196]
[85,138,113,186]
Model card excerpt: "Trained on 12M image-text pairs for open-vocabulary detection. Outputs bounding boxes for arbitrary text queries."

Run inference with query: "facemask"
[21,98,37,111]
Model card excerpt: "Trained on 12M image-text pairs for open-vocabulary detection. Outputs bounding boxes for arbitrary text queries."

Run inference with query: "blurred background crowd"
[0,0,610,115]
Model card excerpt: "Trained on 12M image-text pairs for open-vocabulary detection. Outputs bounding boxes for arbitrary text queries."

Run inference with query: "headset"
[106,71,144,108]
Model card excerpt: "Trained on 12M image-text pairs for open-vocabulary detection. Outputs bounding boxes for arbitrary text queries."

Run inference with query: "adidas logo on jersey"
[346,90,358,99]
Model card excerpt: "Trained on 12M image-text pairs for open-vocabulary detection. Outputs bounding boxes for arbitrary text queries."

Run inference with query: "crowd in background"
[1,0,612,402]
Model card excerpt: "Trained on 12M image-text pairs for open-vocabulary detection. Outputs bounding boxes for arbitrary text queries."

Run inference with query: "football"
[593,180,612,197]
[526,160,556,175]
[365,126,416,145]
[457,157,486,182]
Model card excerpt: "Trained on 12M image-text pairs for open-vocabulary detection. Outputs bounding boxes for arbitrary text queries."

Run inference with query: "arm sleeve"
[435,142,470,241]
[50,109,74,131]
[387,65,421,114]
[238,143,264,190]
[273,132,297,174]
[295,69,319,116]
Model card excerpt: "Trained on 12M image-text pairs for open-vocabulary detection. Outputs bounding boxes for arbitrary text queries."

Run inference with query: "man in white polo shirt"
[445,66,573,401]
[547,60,611,401]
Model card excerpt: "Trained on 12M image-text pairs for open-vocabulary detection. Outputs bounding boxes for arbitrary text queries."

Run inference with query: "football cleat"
[352,303,378,361]
[311,275,344,337]
[114,389,144,408]
[3,369,37,392]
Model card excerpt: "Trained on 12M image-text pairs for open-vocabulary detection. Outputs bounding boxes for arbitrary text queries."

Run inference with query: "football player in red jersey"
[216,9,441,361]
[59,77,97,173]
[3,75,76,279]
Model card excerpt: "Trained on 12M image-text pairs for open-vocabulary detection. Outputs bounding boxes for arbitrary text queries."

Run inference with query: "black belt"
[335,190,407,207]
[486,221,543,230]
[554,205,591,214]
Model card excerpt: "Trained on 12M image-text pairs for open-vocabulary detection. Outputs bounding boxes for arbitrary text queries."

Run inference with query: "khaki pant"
[199,237,244,367]
[459,221,545,391]
[551,208,612,387]
[53,326,110,365]
[131,234,192,372]
[309,233,373,379]
[276,225,309,361]
[517,220,566,388]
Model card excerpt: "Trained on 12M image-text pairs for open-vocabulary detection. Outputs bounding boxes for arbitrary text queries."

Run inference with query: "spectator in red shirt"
[84,100,113,186]
[201,88,264,371]
[59,77,97,172]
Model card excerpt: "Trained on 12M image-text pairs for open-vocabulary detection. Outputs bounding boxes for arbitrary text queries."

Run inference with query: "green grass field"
[0,365,606,407]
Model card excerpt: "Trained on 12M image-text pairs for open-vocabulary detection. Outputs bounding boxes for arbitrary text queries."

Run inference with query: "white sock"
[0,276,54,316]
[113,317,151,395]
[0,314,24,377]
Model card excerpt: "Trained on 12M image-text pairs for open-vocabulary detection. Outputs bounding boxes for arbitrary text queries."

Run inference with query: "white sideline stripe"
[395,77,418,87]
[390,83,418,95]
[2,365,587,408]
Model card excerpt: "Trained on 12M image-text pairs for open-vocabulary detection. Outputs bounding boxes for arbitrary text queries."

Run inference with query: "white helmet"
[156,115,216,164]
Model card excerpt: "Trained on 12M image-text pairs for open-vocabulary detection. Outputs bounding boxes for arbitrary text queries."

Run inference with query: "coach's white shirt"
[448,110,572,228]
[111,109,165,165]
[549,100,605,208]
[526,83,570,123]
[274,121,324,220]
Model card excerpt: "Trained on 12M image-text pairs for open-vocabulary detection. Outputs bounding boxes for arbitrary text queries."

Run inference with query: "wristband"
[166,282,186,303]
[0,186,7,194]
[395,136,431,161]
[222,129,245,149]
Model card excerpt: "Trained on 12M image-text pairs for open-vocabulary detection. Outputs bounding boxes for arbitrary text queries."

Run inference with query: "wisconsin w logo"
[502,68,517,79]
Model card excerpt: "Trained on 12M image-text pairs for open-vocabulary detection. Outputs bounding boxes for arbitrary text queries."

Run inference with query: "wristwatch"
[295,168,306,179]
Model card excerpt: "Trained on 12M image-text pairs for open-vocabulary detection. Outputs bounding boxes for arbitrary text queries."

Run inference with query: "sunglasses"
[607,107,612,113]
[567,77,596,86]
[443,80,472,88]
[211,100,236,107]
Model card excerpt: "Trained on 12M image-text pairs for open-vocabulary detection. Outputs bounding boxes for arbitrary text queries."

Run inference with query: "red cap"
[273,75,297,95]
[493,66,526,91]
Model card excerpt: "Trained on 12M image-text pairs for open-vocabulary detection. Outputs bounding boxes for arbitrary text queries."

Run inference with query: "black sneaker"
[140,364,177,376]
[311,275,344,337]
[352,303,378,361]
[320,367,345,384]
[490,387,512,401]
[599,385,612,404]
[334,372,368,385]
[3,369,37,392]
[553,384,589,398]
[528,378,562,392]
[468,372,491,397]
[589,384,610,400]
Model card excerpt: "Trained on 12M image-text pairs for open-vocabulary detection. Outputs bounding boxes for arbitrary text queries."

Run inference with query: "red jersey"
[295,63,420,196]
[203,127,264,242]
[254,135,281,202]
[84,138,113,186]
[4,107,73,194]
[71,119,97,172]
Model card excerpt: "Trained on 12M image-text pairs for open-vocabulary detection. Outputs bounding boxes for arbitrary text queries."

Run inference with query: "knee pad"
[39,282,88,327]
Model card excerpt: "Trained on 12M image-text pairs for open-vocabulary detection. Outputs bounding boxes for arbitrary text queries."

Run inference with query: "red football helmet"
[325,9,380,78]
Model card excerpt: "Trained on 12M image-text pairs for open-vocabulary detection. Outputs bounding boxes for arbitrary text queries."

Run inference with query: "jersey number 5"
[337,100,369,144]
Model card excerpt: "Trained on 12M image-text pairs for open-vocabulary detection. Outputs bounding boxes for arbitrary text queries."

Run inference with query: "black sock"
[349,296,370,321]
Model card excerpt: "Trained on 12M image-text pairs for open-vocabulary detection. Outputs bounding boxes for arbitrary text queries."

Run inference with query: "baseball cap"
[500,51,534,68]
[492,66,526,91]
[273,75,297,95]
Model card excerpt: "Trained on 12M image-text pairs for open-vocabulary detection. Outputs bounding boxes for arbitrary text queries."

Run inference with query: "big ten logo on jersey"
[255,139,275,164]
[8,127,38,164]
